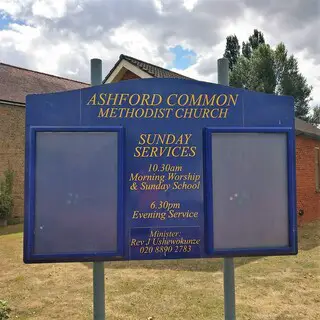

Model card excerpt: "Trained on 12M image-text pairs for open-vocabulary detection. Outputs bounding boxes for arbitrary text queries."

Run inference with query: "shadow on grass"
[297,221,320,251]
[0,223,23,236]
[83,255,262,273]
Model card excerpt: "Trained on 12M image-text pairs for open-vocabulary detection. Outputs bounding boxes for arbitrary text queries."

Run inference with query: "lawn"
[0,222,319,320]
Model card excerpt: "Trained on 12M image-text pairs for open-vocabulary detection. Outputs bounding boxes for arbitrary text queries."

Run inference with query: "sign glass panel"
[33,131,119,255]
[211,132,289,250]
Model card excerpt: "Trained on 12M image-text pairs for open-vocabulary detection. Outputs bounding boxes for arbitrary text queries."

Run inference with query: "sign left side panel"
[25,128,124,263]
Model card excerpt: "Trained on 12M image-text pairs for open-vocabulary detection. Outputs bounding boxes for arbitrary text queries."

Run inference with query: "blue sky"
[0,13,25,30]
[0,14,11,29]
[169,45,197,70]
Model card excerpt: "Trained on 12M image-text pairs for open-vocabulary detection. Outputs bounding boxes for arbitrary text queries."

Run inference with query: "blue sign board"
[24,78,297,263]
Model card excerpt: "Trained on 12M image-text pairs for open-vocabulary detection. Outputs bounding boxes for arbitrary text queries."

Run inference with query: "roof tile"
[121,54,192,80]
[103,54,192,83]
[0,63,89,104]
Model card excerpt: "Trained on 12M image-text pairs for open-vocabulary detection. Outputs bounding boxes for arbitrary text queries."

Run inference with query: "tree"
[223,35,240,71]
[229,56,250,89]
[242,41,252,59]
[230,44,276,94]
[274,43,312,121]
[247,44,276,94]
[249,29,265,50]
[240,29,265,59]
[310,105,320,126]
[226,30,313,121]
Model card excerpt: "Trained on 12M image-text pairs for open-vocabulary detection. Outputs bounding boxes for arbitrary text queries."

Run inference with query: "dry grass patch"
[0,222,319,319]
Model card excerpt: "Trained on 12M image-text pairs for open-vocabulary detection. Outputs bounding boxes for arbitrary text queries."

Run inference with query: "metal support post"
[90,58,105,320]
[217,57,236,320]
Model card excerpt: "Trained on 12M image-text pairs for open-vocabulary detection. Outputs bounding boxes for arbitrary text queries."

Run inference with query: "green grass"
[0,223,23,236]
[0,221,319,319]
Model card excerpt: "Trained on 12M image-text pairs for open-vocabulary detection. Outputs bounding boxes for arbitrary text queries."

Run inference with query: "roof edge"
[296,130,320,140]
[120,54,195,80]
[103,54,193,83]
[0,62,90,85]
[0,99,25,107]
[102,55,123,83]
[120,54,193,80]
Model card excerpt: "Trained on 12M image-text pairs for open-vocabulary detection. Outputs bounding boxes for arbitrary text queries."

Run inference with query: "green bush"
[0,168,14,221]
[0,300,11,320]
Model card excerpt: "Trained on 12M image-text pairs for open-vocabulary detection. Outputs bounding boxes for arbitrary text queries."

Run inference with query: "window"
[315,147,320,191]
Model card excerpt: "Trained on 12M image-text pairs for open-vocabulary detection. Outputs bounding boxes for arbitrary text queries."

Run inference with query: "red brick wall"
[0,103,25,220]
[121,70,140,81]
[296,135,320,225]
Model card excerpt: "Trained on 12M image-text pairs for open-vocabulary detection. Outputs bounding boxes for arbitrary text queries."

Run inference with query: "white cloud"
[295,50,320,106]
[0,0,318,105]
[0,23,40,56]
[109,23,168,66]
[183,0,199,11]
[32,0,67,19]
[0,0,33,16]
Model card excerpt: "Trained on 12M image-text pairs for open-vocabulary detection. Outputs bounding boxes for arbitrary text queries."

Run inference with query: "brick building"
[0,55,319,224]
[295,119,320,224]
[0,63,89,221]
